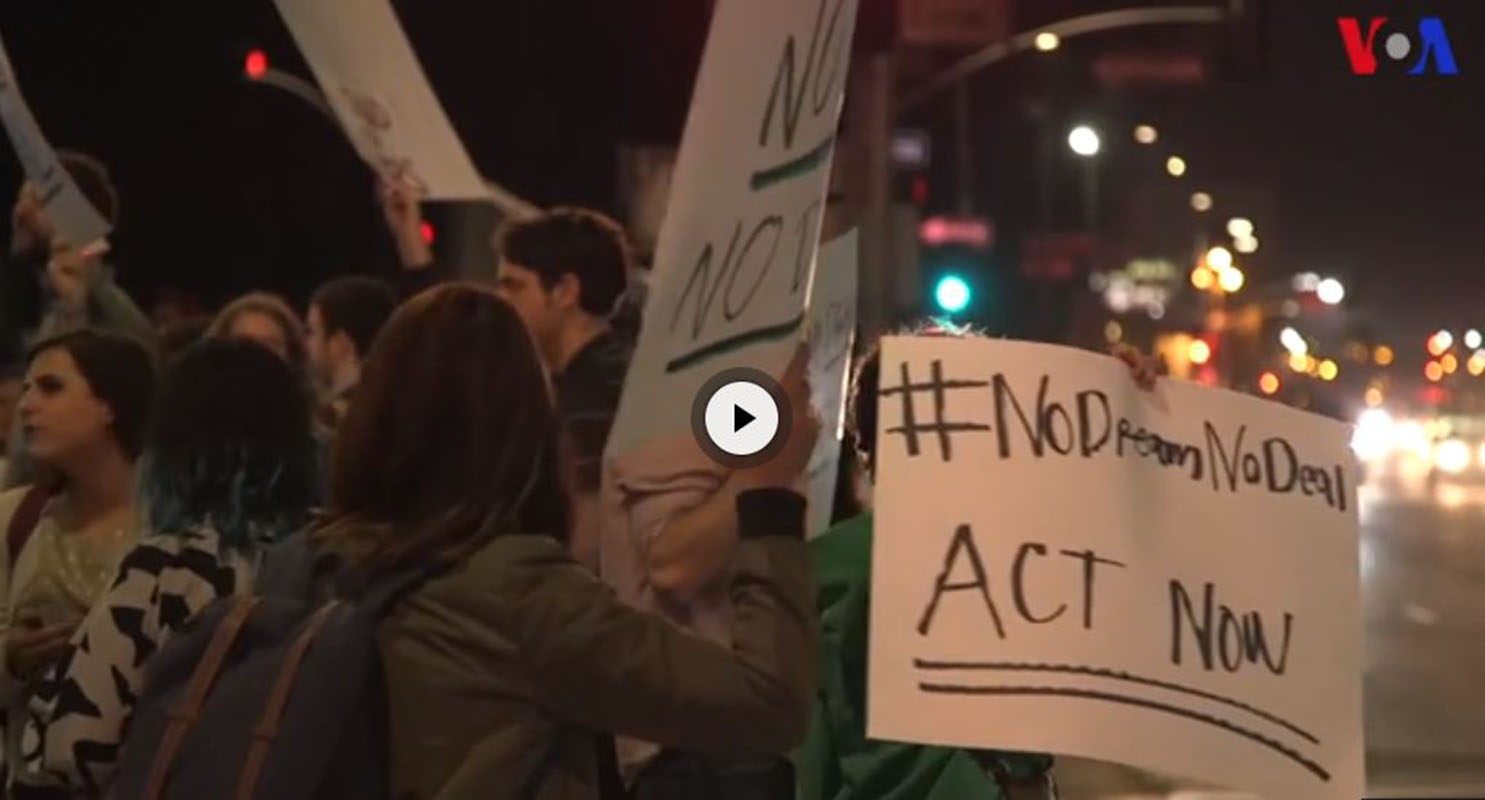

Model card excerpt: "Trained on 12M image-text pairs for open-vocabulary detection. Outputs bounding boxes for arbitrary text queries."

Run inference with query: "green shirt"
[794,513,1052,800]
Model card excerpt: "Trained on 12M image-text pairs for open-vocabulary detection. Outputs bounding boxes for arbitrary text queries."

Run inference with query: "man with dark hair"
[305,275,398,428]
[494,207,634,568]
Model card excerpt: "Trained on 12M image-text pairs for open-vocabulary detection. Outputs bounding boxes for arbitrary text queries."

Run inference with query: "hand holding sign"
[739,344,820,489]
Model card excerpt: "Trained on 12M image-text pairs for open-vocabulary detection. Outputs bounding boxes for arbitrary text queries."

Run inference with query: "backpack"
[109,534,430,800]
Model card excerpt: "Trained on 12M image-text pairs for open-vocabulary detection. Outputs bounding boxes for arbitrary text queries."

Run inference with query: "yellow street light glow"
[1318,359,1339,382]
[1374,345,1394,366]
[1234,235,1259,254]
[1259,372,1281,395]
[1205,246,1233,271]
[1442,353,1459,374]
[1425,361,1445,382]
[1217,266,1245,293]
[1191,191,1213,212]
[1166,156,1187,177]
[1469,351,1485,376]
[1034,32,1060,52]
[1364,387,1384,407]
[1134,125,1158,144]
[1191,266,1215,290]
[1188,339,1212,365]
[1288,353,1310,372]
[1226,217,1254,238]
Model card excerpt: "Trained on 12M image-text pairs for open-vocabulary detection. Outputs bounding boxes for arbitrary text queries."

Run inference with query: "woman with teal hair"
[24,338,319,796]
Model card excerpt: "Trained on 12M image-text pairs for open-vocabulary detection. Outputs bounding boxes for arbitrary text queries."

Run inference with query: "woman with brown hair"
[311,283,819,799]
[206,293,308,382]
[0,330,155,798]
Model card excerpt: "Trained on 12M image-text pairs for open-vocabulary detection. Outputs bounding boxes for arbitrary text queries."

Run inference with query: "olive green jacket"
[378,494,817,799]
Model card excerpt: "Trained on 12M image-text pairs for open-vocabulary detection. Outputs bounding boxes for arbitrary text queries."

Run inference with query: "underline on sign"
[749,135,836,192]
[918,683,1330,783]
[913,659,1318,745]
[664,313,807,374]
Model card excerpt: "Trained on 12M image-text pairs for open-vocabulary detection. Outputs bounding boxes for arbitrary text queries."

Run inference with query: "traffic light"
[933,274,973,315]
[244,49,270,81]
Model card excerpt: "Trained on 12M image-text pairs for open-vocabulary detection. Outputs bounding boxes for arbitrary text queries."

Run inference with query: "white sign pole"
[0,32,111,249]
[273,0,490,200]
[607,0,860,457]
[869,336,1364,800]
[805,229,858,538]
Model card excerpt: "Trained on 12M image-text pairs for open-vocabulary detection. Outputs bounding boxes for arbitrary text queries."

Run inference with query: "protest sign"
[869,336,1363,800]
[805,229,858,537]
[273,0,489,200]
[0,32,111,248]
[607,0,859,456]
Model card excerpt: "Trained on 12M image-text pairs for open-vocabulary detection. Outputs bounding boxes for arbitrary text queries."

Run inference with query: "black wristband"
[736,489,807,541]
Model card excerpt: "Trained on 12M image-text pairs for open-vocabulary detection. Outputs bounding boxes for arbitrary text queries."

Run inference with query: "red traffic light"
[244,50,270,81]
[419,221,435,245]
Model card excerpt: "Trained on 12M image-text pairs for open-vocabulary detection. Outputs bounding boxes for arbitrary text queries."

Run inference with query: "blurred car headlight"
[1352,409,1394,463]
[1435,438,1471,474]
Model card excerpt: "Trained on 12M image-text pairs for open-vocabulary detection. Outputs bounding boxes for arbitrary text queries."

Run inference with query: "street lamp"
[1068,125,1101,157]
[1316,278,1346,305]
[1205,246,1233,271]
[1234,235,1259,254]
[1190,191,1213,212]
[1034,32,1061,52]
[1218,266,1245,293]
[1134,124,1158,144]
[1166,156,1187,177]
[1227,217,1254,238]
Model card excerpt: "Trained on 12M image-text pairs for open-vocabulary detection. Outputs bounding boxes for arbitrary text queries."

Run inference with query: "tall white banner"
[0,32,111,248]
[869,336,1364,800]
[805,229,858,538]
[607,0,860,457]
[274,0,489,200]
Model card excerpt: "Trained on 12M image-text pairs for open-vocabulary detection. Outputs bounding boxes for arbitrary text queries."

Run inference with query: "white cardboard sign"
[805,229,858,538]
[607,0,859,456]
[869,336,1363,800]
[273,0,489,200]
[0,32,111,248]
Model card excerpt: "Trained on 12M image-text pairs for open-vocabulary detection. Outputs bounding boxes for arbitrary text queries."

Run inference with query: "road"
[1057,473,1485,799]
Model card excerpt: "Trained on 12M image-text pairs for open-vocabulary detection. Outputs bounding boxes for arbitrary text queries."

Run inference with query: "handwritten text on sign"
[868,337,1363,800]
[273,0,488,200]
[0,32,111,248]
[607,0,859,456]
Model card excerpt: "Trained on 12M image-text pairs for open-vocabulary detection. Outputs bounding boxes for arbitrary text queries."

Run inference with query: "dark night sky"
[1,0,1482,345]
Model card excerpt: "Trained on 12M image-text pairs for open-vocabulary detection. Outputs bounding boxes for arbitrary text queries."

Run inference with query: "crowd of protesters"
[0,154,1168,800]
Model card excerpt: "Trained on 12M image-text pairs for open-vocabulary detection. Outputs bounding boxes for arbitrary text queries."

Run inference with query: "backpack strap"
[146,596,263,800]
[7,484,52,567]
[234,599,343,800]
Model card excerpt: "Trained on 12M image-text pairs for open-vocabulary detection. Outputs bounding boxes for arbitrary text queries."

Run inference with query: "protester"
[306,283,817,799]
[304,276,397,431]
[0,330,154,796]
[2,154,156,492]
[24,338,318,796]
[206,292,309,381]
[493,208,634,568]
[793,333,1163,800]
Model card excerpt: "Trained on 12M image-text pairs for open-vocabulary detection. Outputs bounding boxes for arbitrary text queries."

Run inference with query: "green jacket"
[377,491,818,799]
[794,513,1052,800]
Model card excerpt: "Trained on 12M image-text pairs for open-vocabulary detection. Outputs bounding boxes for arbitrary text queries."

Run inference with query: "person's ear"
[553,273,583,312]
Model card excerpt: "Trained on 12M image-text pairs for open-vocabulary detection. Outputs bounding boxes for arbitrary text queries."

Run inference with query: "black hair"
[310,276,398,357]
[496,207,631,317]
[140,339,318,549]
[27,329,156,460]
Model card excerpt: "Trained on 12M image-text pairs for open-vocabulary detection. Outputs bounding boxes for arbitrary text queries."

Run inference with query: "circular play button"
[691,368,792,468]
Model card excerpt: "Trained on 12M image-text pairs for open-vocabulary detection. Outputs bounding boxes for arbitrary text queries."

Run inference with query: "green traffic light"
[934,275,972,314]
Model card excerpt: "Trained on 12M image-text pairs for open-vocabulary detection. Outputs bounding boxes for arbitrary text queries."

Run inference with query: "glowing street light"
[1218,266,1245,293]
[1068,125,1101,157]
[1191,191,1213,212]
[1280,327,1308,356]
[1134,125,1158,144]
[1316,277,1346,305]
[1034,31,1061,52]
[1318,359,1339,382]
[1190,267,1215,291]
[1258,372,1281,395]
[1234,235,1259,254]
[1429,329,1455,356]
[1166,156,1187,177]
[1226,217,1254,238]
[1469,351,1485,376]
[1188,339,1212,365]
[1425,361,1445,382]
[1466,329,1483,350]
[1374,345,1395,366]
[1205,246,1233,271]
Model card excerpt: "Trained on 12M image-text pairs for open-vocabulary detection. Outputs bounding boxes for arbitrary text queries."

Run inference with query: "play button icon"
[691,368,792,468]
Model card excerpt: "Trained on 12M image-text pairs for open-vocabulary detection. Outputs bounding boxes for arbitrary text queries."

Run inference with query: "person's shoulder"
[0,484,41,527]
